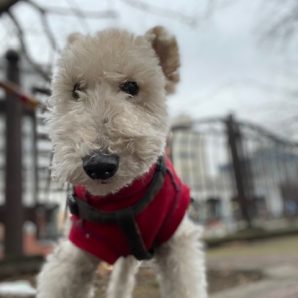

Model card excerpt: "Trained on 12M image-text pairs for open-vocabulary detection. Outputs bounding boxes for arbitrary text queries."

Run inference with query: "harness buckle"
[68,194,80,216]
[156,156,167,174]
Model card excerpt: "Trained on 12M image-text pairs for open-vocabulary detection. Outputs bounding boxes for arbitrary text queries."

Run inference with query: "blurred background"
[0,0,297,297]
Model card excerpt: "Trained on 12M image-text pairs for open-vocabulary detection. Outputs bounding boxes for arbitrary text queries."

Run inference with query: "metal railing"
[170,115,298,229]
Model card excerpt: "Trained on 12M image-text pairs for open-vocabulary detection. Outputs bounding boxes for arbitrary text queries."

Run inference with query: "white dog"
[37,26,207,298]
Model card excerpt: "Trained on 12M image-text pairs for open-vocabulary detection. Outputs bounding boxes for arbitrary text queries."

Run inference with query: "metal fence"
[170,115,298,229]
[0,50,61,257]
[1,49,298,256]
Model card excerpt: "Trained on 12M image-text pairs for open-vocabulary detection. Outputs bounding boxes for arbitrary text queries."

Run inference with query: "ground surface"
[208,235,298,298]
[95,236,298,298]
[95,235,298,297]
[0,235,298,297]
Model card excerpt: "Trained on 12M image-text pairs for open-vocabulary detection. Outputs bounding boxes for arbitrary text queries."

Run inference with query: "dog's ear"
[145,26,180,94]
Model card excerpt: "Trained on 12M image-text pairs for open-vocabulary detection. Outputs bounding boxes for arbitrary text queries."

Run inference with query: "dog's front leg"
[107,256,140,298]
[155,216,207,298]
[37,239,99,298]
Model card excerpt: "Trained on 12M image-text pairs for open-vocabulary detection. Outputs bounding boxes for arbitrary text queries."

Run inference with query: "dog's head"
[48,26,180,195]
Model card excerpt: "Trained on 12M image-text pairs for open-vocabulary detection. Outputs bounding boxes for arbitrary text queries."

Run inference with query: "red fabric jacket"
[69,157,190,264]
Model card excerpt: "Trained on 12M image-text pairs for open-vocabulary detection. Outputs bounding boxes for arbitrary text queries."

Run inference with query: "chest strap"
[68,156,167,261]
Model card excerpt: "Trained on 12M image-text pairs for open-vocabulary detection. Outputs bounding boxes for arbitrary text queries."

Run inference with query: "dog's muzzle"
[82,150,119,180]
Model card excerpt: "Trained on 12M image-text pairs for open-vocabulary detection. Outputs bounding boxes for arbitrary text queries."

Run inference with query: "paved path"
[208,236,298,298]
[211,265,298,298]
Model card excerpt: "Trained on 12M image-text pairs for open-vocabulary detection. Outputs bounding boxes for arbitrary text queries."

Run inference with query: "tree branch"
[259,0,298,45]
[25,0,59,52]
[120,0,198,26]
[40,6,118,19]
[65,0,90,32]
[0,0,20,15]
[6,10,51,82]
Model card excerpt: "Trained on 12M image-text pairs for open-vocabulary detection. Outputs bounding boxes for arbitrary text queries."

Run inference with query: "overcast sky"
[0,0,297,138]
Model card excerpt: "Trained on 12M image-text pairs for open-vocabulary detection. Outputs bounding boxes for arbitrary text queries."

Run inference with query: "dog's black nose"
[82,151,119,180]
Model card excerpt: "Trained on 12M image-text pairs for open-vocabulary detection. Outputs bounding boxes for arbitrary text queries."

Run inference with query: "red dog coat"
[69,156,190,264]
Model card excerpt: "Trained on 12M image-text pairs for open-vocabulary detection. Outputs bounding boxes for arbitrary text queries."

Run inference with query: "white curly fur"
[37,26,207,298]
[48,28,168,196]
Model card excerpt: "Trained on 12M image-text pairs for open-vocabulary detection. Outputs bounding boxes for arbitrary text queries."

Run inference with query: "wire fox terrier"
[37,26,207,298]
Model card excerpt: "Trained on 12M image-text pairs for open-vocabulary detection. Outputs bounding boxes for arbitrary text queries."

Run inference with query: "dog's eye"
[72,83,81,100]
[119,81,139,96]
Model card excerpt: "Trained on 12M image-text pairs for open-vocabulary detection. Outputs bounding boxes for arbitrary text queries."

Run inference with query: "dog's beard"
[50,114,168,196]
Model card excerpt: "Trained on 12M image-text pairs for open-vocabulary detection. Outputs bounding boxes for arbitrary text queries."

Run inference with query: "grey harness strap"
[68,156,167,260]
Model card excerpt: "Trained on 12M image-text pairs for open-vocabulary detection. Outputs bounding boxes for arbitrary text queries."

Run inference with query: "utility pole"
[4,50,23,256]
[226,114,252,228]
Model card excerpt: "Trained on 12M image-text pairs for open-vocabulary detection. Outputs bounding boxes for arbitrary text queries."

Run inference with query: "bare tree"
[258,0,298,47]
[0,0,229,82]
[257,0,298,138]
[0,0,118,81]
[0,0,20,14]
